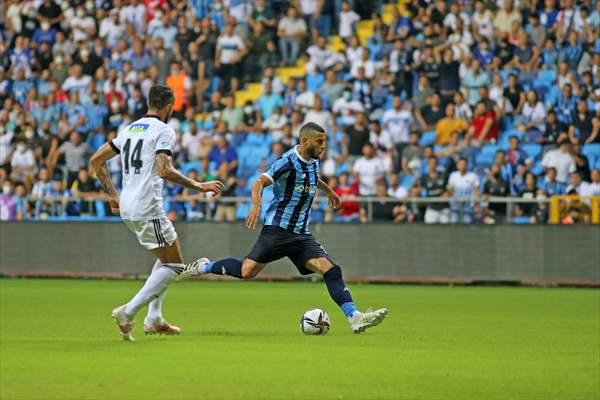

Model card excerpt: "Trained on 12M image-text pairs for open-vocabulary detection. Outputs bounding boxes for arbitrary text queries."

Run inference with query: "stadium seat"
[306,73,324,92]
[512,216,532,224]
[481,144,500,157]
[401,175,414,189]
[535,69,557,87]
[530,161,544,176]
[522,144,542,160]
[182,161,203,176]
[582,144,600,160]
[419,130,436,146]
[236,202,251,221]
[475,152,494,167]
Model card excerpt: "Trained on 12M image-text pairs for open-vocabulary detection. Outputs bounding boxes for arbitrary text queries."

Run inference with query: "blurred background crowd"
[1,0,600,224]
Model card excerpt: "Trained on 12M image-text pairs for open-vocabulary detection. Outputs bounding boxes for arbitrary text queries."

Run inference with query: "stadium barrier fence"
[1,221,598,286]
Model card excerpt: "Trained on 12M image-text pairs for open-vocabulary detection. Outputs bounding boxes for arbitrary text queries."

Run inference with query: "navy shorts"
[247,226,330,275]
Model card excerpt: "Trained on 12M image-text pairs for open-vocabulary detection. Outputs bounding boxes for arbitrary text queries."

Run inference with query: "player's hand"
[328,191,341,211]
[246,205,261,230]
[198,180,224,194]
[109,198,120,215]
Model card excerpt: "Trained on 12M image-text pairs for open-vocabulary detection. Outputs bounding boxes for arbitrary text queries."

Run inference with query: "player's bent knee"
[241,260,261,279]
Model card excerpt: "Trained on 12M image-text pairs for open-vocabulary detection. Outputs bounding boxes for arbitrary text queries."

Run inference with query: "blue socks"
[205,258,243,278]
[323,266,358,318]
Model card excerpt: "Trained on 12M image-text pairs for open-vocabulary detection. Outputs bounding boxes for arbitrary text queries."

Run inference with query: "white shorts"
[124,217,178,250]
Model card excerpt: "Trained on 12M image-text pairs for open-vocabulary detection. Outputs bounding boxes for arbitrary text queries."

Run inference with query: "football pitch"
[0,279,598,400]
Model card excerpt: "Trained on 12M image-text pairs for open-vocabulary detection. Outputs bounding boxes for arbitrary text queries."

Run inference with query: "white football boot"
[111,305,135,341]
[175,257,210,281]
[349,308,388,334]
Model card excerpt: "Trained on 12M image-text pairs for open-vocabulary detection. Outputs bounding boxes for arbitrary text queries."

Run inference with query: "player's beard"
[309,145,322,159]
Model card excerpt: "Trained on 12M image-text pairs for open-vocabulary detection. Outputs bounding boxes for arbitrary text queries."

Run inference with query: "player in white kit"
[90,85,223,341]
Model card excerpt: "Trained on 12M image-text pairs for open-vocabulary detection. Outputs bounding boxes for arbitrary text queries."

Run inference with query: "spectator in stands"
[569,100,600,144]
[318,70,346,110]
[330,172,360,222]
[401,132,423,177]
[542,140,575,183]
[466,101,499,146]
[257,80,283,120]
[483,163,510,224]
[304,96,333,134]
[448,157,480,224]
[541,110,569,147]
[353,143,386,196]
[220,94,244,132]
[50,131,90,188]
[369,120,394,173]
[346,112,370,160]
[436,102,469,147]
[10,140,36,190]
[277,6,307,66]
[518,90,547,143]
[571,142,591,182]
[215,22,246,92]
[421,156,449,224]
[338,1,360,42]
[213,163,238,222]
[539,167,566,196]
[462,59,490,106]
[382,96,413,168]
[72,168,98,216]
[208,136,238,175]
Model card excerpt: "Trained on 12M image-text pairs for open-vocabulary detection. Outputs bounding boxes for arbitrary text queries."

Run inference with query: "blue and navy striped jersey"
[262,146,319,234]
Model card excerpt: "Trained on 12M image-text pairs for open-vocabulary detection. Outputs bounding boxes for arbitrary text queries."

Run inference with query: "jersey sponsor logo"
[294,184,317,194]
[128,123,149,133]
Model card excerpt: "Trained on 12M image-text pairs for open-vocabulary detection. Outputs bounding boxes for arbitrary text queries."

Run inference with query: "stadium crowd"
[1,0,600,224]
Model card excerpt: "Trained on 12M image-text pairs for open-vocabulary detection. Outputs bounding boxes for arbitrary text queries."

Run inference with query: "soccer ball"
[300,309,331,335]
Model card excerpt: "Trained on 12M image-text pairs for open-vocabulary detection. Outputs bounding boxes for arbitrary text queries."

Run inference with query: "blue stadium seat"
[530,161,544,176]
[582,143,600,160]
[535,69,557,86]
[475,152,494,167]
[182,161,203,176]
[545,86,560,108]
[512,216,532,224]
[522,143,542,160]
[419,130,436,146]
[481,144,500,156]
[235,202,251,220]
[401,175,414,189]
[306,73,324,92]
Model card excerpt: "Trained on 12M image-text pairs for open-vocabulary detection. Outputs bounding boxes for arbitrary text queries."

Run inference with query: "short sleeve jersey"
[110,115,175,220]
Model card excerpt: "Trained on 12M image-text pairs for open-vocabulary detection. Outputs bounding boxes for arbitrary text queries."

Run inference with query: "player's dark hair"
[148,85,174,109]
[299,122,325,138]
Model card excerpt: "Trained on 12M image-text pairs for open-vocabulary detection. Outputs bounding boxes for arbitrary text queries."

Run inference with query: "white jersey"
[110,115,176,221]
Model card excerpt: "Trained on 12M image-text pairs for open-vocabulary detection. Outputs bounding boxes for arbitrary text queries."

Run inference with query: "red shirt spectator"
[470,102,499,143]
[334,174,360,217]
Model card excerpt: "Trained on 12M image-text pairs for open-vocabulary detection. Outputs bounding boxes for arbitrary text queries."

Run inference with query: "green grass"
[0,279,598,400]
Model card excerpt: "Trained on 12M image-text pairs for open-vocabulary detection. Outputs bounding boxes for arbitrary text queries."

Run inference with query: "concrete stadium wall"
[1,222,599,285]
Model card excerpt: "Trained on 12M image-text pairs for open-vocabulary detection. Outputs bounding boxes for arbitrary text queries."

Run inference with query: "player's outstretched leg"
[178,257,265,280]
[307,258,388,334]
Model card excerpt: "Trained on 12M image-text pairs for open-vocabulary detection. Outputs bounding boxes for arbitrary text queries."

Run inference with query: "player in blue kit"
[182,122,388,333]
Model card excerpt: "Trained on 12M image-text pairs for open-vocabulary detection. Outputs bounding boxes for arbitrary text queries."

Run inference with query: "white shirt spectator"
[70,13,95,43]
[332,97,365,126]
[99,16,125,48]
[353,156,386,196]
[346,46,363,65]
[262,76,285,94]
[11,147,35,170]
[521,101,547,132]
[472,10,495,38]
[556,8,585,34]
[542,148,576,183]
[307,45,333,72]
[381,108,413,144]
[278,17,307,36]
[181,131,206,161]
[350,59,377,79]
[304,109,334,133]
[120,3,146,34]
[299,0,319,15]
[62,75,92,95]
[0,132,14,165]
[217,34,245,64]
[339,9,360,39]
[388,185,408,200]
[295,90,316,111]
[262,113,288,141]
[448,171,480,198]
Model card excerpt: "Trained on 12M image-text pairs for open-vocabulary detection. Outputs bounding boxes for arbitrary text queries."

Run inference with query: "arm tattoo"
[96,163,119,198]
[155,153,200,190]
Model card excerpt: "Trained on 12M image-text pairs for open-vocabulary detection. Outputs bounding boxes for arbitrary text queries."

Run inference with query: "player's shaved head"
[299,122,326,140]
[148,85,174,109]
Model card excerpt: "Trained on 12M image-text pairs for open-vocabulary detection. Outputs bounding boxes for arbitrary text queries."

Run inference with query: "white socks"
[124,261,183,318]
[146,260,165,323]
